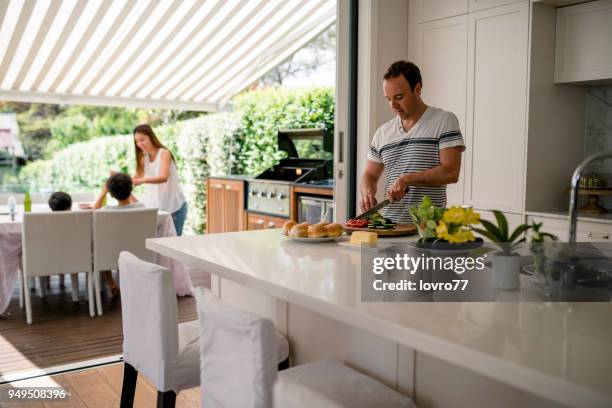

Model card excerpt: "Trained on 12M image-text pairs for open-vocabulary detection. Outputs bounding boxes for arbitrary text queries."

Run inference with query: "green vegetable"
[408,196,444,239]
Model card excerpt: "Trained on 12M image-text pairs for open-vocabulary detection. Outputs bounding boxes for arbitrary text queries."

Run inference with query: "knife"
[354,187,409,220]
[354,199,391,220]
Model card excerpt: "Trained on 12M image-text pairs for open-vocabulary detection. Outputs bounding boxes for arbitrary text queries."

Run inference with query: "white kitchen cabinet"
[464,1,529,213]
[410,15,468,206]
[527,214,612,242]
[554,0,612,84]
[469,0,526,12]
[412,0,468,23]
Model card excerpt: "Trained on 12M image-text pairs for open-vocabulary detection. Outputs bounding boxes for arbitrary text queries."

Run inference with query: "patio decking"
[0,363,201,407]
[0,273,204,380]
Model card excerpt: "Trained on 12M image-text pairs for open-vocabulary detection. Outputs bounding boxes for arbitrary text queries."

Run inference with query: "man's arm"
[387,146,463,201]
[359,160,385,212]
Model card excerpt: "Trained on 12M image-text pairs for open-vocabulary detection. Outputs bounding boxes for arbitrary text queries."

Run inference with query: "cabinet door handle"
[585,231,610,239]
[267,221,276,228]
[257,219,264,225]
[225,185,232,190]
[214,184,223,189]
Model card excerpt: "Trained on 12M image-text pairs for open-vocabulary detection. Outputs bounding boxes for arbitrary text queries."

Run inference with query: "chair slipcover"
[195,287,279,408]
[194,287,416,408]
[21,211,93,323]
[93,208,157,315]
[118,251,200,392]
[274,360,417,408]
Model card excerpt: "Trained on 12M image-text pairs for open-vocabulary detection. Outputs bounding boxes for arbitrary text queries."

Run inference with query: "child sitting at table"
[48,191,72,211]
[94,173,142,210]
[94,173,143,299]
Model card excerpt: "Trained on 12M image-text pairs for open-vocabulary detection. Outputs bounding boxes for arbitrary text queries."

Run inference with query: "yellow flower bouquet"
[415,204,484,250]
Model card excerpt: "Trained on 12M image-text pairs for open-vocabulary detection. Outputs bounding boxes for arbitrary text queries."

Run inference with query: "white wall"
[356,0,410,210]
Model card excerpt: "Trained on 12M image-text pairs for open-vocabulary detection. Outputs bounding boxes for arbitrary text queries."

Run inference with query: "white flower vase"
[491,252,521,291]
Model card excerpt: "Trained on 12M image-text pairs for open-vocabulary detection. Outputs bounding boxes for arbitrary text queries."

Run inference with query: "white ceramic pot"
[491,252,521,291]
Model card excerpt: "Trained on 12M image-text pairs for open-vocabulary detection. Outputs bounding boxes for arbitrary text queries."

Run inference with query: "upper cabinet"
[464,1,529,213]
[469,0,525,12]
[554,0,612,84]
[412,0,468,23]
[410,15,468,206]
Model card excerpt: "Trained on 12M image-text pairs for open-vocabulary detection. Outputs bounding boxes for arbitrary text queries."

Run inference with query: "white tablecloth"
[0,205,193,314]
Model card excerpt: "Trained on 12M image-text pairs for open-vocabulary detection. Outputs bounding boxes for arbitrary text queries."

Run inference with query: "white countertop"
[147,229,612,408]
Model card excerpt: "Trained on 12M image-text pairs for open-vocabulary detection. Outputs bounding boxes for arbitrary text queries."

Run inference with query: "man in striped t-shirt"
[360,61,465,223]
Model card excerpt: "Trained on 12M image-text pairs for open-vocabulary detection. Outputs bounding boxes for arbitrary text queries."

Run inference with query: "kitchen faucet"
[568,150,612,244]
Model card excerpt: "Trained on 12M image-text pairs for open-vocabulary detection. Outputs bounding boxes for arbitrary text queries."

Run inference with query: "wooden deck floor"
[0,363,201,407]
[0,274,202,380]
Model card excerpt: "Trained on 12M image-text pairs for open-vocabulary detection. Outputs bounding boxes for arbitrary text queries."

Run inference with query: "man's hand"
[359,161,384,212]
[360,185,378,212]
[387,174,409,202]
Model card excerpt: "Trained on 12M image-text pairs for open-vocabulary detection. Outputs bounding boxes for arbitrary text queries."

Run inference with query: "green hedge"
[232,87,335,175]
[19,87,334,233]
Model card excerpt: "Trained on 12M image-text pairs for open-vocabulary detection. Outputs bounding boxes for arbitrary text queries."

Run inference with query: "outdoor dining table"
[0,203,193,315]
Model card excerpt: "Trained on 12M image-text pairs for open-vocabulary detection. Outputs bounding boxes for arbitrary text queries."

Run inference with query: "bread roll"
[324,223,343,237]
[282,220,297,236]
[307,223,327,238]
[290,224,309,238]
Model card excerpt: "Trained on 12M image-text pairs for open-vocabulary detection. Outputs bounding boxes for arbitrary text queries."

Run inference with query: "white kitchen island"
[147,229,612,408]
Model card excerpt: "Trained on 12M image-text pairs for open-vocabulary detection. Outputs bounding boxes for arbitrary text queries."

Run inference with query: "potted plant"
[472,211,531,290]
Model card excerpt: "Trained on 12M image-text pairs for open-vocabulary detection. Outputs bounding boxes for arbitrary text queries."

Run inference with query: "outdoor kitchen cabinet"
[206,178,245,233]
[246,212,287,230]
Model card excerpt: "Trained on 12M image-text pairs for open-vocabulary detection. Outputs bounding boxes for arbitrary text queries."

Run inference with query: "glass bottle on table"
[7,195,16,221]
[23,190,32,212]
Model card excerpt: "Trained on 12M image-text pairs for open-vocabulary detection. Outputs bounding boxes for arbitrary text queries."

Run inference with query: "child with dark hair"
[94,173,143,210]
[48,191,72,211]
[94,173,143,300]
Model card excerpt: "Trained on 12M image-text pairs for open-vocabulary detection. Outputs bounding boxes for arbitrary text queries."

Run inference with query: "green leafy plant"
[472,210,531,255]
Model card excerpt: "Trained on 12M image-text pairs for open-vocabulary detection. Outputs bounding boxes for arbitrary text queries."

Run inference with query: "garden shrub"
[19,87,334,233]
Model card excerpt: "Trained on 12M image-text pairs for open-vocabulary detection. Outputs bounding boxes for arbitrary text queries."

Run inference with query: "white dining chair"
[21,211,94,324]
[92,208,157,316]
[195,287,416,408]
[117,251,201,408]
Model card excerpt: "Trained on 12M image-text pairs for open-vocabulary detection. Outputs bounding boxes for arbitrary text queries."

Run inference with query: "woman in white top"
[132,124,187,235]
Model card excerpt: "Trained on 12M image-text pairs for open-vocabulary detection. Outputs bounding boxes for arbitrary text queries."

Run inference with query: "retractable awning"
[0,0,336,111]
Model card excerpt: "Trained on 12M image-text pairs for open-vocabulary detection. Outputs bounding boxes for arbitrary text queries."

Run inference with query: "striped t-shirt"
[367,106,465,223]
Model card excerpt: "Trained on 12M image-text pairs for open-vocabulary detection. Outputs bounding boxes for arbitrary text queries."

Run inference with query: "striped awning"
[0,0,336,111]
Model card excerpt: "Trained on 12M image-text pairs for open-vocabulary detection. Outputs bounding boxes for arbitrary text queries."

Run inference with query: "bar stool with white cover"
[118,251,200,408]
[92,208,157,316]
[195,287,416,408]
[21,211,94,324]
[117,252,291,408]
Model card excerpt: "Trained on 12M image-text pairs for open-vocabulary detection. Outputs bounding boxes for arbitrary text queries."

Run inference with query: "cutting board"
[342,223,418,236]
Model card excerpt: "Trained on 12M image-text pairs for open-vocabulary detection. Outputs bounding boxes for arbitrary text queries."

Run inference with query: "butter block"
[350,231,378,245]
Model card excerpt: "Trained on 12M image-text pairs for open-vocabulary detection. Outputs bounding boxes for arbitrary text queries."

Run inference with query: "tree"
[257,24,336,86]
